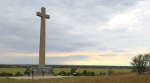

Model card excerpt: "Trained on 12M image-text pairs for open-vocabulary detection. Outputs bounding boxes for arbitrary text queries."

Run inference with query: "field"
[53,68,131,75]
[0,67,149,83]
[0,68,25,74]
[0,67,132,75]
[0,74,150,83]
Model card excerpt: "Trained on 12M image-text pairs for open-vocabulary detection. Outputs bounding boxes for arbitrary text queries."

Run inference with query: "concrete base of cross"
[32,65,53,76]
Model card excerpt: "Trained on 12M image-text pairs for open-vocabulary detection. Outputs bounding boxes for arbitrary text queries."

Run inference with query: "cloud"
[99,0,150,31]
[0,0,139,53]
[96,0,150,50]
[1,48,150,65]
[63,55,132,66]
[1,0,150,65]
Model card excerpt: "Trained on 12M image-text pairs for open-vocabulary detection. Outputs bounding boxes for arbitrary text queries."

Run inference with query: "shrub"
[15,72,23,76]
[72,72,80,76]
[107,70,114,76]
[82,70,88,76]
[58,71,67,76]
[24,67,31,76]
[70,68,77,75]
[87,72,95,76]
[99,72,106,76]
[81,70,95,76]
[0,72,13,76]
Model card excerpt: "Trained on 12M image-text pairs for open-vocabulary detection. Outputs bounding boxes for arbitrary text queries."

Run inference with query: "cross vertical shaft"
[37,7,49,65]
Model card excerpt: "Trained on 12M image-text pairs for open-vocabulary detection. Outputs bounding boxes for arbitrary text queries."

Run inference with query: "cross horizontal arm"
[36,12,41,17]
[46,15,50,19]
[36,12,50,19]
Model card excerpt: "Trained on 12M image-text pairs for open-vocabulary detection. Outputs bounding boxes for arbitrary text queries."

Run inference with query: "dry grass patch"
[0,74,150,83]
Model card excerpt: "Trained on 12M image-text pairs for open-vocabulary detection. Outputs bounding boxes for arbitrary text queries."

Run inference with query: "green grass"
[0,74,150,83]
[53,68,132,74]
[0,68,26,74]
[0,67,132,75]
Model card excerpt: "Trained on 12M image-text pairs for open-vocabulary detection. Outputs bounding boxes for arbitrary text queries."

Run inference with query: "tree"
[82,70,87,75]
[24,67,31,76]
[70,68,77,75]
[131,54,150,74]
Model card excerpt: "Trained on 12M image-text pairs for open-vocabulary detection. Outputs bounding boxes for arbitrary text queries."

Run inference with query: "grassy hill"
[0,74,150,83]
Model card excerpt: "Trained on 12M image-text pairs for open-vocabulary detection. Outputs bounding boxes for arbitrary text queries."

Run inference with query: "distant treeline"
[0,64,132,69]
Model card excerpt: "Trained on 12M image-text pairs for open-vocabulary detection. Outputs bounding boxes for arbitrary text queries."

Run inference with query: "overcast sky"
[0,0,149,65]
